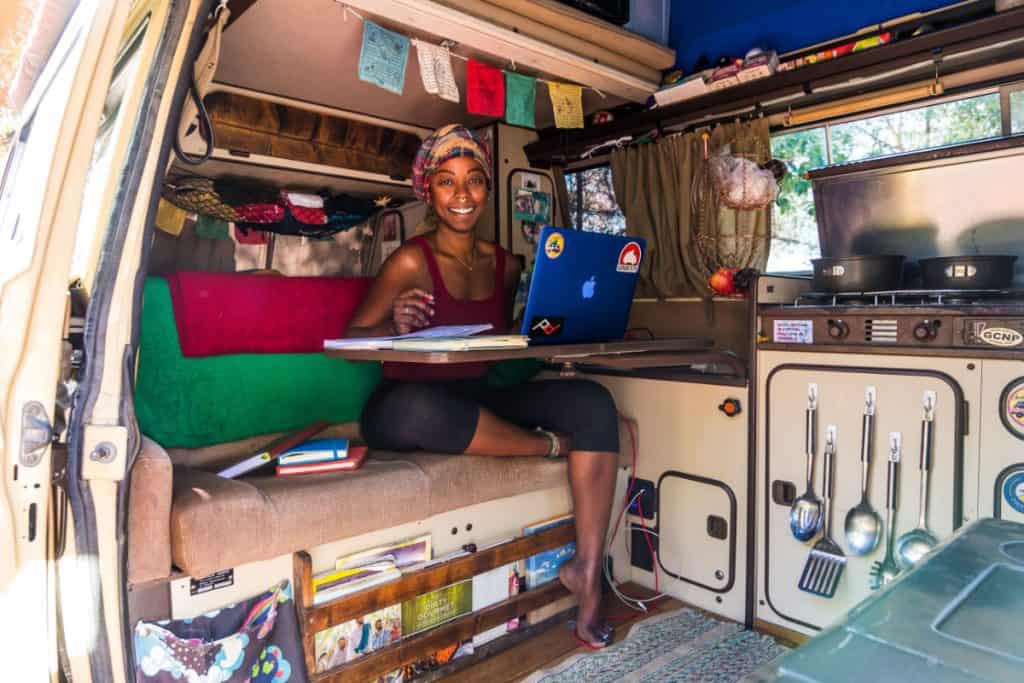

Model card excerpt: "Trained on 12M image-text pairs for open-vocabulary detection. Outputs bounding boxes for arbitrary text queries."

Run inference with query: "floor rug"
[522,608,787,683]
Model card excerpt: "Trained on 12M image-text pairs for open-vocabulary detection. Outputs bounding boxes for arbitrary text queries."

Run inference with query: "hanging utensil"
[798,425,847,598]
[789,384,823,542]
[870,433,903,590]
[895,391,940,570]
[845,386,882,556]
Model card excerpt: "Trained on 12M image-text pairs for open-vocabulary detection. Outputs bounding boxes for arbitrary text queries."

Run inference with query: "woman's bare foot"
[559,557,611,646]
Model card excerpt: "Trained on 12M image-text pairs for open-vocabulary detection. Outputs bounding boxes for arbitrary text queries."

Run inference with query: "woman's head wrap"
[412,124,492,202]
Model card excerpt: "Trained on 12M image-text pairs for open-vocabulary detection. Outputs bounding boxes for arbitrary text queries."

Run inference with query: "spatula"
[798,425,847,598]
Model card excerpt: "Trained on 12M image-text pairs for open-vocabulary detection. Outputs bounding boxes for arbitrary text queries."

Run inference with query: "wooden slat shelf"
[294,523,577,681]
[314,581,570,683]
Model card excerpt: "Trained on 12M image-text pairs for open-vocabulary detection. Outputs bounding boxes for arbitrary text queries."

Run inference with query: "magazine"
[471,563,518,647]
[402,580,473,636]
[334,533,432,572]
[523,514,575,589]
[314,604,402,673]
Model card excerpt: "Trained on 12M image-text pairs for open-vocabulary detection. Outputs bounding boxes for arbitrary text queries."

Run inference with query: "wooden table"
[325,337,746,377]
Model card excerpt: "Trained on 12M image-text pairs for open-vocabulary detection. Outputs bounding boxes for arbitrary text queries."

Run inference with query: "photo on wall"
[514,189,552,224]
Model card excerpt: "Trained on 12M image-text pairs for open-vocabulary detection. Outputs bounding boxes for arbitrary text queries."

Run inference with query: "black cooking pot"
[811,255,905,292]
[920,255,1018,290]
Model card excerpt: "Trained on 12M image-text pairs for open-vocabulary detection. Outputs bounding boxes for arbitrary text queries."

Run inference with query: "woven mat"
[522,608,786,683]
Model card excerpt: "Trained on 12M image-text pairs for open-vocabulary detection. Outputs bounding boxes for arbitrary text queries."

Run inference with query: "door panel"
[0,2,125,680]
[763,363,963,632]
[658,473,736,593]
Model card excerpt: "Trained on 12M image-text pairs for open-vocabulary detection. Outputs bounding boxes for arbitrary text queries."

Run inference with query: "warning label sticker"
[773,320,814,344]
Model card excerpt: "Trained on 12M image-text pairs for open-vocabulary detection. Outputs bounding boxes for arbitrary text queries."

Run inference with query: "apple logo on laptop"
[581,276,597,299]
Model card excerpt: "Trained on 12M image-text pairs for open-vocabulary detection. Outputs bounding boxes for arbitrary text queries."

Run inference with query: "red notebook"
[276,446,367,476]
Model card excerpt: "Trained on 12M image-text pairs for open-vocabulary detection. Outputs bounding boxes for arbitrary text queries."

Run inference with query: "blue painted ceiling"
[668,0,955,72]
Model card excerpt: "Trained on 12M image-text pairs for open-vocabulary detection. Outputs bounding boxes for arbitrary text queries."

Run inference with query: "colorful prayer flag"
[548,82,584,129]
[466,59,505,117]
[358,20,410,95]
[415,41,459,103]
[504,72,536,128]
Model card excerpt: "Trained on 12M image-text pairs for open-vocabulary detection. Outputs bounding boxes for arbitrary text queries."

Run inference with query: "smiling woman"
[344,123,623,650]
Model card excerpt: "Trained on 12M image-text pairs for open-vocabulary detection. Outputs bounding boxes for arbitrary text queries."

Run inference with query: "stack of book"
[276,438,367,477]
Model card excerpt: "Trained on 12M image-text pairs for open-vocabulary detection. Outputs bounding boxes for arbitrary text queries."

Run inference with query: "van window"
[564,165,626,235]
[70,16,149,283]
[1011,90,1024,134]
[0,26,84,284]
[769,91,1005,273]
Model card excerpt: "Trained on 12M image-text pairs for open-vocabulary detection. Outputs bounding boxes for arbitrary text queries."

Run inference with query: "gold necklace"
[439,244,477,271]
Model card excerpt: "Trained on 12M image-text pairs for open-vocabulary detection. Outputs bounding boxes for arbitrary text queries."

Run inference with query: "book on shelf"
[313,567,401,605]
[335,533,432,573]
[523,513,576,589]
[216,421,329,479]
[278,438,352,466]
[276,446,367,476]
[471,563,519,647]
[401,579,473,636]
[390,335,529,352]
[324,324,493,350]
[313,603,402,673]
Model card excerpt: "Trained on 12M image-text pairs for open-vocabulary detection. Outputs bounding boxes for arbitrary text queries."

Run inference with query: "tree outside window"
[769,92,1005,273]
[565,166,626,235]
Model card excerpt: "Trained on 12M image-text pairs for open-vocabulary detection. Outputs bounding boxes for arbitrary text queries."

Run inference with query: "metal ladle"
[790,384,823,542]
[895,392,939,570]
[845,386,882,556]
[870,433,903,590]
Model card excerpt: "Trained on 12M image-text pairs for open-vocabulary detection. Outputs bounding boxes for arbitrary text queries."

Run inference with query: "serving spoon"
[845,386,882,555]
[895,391,939,570]
[790,384,823,542]
[870,433,903,589]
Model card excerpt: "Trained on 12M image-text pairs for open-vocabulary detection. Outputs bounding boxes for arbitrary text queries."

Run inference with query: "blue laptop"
[520,226,645,345]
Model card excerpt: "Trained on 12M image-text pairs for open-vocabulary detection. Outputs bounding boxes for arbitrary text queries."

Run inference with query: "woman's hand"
[391,288,435,335]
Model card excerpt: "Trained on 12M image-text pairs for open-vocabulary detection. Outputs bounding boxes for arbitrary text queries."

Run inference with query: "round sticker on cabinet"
[617,242,642,273]
[1001,378,1024,441]
[544,232,564,260]
[1003,471,1024,515]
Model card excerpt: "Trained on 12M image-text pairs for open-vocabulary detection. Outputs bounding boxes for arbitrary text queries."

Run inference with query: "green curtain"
[611,118,772,297]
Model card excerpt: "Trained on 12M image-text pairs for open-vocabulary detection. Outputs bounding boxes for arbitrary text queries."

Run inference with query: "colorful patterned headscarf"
[412,124,492,202]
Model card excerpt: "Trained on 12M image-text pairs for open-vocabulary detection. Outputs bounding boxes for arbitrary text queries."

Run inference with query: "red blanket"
[165,272,371,357]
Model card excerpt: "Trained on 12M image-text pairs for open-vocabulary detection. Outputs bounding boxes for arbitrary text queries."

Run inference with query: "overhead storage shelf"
[339,0,662,103]
[176,84,429,198]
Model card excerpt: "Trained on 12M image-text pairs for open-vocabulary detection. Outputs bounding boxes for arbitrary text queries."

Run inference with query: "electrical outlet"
[627,477,656,519]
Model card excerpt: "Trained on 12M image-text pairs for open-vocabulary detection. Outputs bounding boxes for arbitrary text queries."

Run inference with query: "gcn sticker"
[617,242,642,273]
[544,232,565,260]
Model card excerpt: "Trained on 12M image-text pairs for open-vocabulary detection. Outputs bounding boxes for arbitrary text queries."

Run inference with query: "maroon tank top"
[383,236,508,381]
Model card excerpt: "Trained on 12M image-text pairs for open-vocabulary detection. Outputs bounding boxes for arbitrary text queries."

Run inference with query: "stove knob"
[827,320,849,340]
[913,320,939,341]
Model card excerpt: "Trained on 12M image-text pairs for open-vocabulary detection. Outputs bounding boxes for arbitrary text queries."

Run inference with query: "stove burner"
[790,289,1024,308]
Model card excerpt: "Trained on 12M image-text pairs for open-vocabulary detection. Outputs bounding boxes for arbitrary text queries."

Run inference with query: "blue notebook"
[278,438,350,466]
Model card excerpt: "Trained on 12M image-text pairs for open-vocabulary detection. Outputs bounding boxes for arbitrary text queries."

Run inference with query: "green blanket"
[135,278,382,448]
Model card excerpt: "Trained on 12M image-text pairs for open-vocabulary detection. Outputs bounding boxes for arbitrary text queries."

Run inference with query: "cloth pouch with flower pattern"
[133,579,307,683]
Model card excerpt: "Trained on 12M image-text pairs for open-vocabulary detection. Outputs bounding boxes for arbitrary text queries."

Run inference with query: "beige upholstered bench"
[126,423,629,583]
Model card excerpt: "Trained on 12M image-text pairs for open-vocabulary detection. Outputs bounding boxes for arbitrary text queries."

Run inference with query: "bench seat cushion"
[169,453,569,577]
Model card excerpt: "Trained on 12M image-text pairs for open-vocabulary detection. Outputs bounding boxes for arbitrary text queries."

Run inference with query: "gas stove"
[758,285,1024,352]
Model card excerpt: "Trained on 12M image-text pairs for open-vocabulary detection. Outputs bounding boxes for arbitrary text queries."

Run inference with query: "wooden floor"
[444,583,691,683]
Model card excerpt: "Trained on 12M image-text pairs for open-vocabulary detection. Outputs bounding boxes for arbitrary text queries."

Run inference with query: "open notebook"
[324,324,495,351]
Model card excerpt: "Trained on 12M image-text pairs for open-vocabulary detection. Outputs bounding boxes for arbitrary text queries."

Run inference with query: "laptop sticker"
[529,316,564,339]
[616,242,642,273]
[544,232,564,260]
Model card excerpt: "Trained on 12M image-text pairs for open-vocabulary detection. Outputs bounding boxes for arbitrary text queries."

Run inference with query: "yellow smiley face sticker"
[544,232,564,260]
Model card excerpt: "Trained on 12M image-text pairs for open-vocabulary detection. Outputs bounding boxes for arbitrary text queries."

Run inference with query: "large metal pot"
[920,255,1018,290]
[811,255,905,292]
